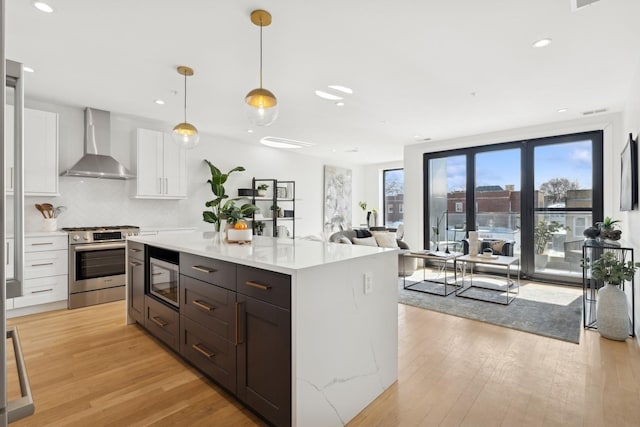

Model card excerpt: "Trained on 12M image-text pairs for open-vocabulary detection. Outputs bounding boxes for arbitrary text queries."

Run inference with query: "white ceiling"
[7,0,640,165]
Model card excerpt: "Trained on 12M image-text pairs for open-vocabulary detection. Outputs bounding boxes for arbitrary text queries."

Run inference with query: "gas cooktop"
[62,225,139,232]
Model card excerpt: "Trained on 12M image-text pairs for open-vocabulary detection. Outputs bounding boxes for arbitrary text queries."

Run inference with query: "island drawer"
[145,296,180,352]
[180,315,237,393]
[180,275,235,340]
[180,253,236,291]
[127,241,144,261]
[236,266,291,310]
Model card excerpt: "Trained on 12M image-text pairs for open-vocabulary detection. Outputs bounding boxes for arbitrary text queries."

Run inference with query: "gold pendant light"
[245,9,278,126]
[172,65,200,148]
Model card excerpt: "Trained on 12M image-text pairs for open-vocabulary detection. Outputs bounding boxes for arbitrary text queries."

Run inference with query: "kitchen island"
[126,231,398,427]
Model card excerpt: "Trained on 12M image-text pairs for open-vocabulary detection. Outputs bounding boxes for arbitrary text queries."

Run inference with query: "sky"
[443,140,593,192]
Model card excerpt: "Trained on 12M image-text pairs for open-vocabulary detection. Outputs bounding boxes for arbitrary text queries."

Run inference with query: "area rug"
[398,277,583,344]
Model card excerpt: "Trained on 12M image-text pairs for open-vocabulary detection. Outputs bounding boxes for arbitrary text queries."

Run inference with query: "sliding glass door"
[530,136,601,280]
[424,131,602,283]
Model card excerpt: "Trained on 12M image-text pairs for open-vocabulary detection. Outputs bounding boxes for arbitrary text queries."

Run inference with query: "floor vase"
[596,283,629,341]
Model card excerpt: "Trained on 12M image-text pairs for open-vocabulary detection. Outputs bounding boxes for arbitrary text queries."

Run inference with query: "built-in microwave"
[149,257,179,307]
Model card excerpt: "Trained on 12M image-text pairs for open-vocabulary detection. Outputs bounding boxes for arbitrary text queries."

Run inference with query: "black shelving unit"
[582,241,635,336]
[251,178,296,238]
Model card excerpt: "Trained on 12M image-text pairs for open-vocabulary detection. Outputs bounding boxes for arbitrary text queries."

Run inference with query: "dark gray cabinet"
[236,265,291,427]
[131,243,292,426]
[144,295,180,352]
[127,241,145,324]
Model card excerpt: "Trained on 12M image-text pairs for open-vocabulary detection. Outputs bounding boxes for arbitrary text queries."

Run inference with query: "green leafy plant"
[220,201,257,226]
[534,220,567,255]
[202,160,256,231]
[596,217,622,240]
[596,216,620,230]
[582,251,640,286]
[257,183,269,191]
[254,220,266,235]
[358,201,367,211]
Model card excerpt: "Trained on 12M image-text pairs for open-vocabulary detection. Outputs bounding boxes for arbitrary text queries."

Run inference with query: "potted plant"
[254,220,266,236]
[256,183,269,197]
[202,160,256,232]
[220,201,257,228]
[596,216,622,241]
[533,220,566,268]
[270,204,282,218]
[582,251,640,340]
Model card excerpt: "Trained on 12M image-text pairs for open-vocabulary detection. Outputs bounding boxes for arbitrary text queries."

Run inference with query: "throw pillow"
[352,236,378,247]
[374,232,399,248]
[338,236,353,245]
[490,240,506,254]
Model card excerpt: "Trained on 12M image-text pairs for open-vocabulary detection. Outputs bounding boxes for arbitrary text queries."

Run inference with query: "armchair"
[462,238,516,256]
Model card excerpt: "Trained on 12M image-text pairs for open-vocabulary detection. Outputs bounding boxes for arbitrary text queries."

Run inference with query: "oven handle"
[73,242,126,252]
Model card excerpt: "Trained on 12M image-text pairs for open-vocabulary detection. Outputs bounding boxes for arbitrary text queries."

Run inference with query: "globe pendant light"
[172,65,200,148]
[245,9,278,126]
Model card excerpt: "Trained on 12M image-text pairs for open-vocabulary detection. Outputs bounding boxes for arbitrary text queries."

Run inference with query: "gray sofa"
[329,229,417,276]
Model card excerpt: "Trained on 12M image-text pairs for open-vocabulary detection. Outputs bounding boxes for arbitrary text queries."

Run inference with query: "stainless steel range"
[63,226,140,309]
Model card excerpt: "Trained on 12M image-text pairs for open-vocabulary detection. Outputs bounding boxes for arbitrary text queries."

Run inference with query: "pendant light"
[172,65,200,148]
[245,9,278,126]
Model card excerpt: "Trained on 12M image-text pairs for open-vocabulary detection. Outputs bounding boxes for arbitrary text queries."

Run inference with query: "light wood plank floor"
[6,299,640,426]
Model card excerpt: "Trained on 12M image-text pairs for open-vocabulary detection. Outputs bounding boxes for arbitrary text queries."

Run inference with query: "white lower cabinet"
[11,235,68,310]
[13,275,67,309]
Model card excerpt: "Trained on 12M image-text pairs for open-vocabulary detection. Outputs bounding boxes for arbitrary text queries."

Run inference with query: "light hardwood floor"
[6,299,640,426]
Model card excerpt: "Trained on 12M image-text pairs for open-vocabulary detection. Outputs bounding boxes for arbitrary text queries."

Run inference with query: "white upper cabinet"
[133,128,187,199]
[5,105,59,196]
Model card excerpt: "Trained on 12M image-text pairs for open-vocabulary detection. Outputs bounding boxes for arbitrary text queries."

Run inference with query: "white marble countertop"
[6,231,68,239]
[129,231,397,274]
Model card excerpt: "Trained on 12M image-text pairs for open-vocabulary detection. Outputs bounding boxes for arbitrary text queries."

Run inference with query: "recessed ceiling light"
[154,99,165,105]
[335,101,345,107]
[557,108,568,113]
[33,1,54,13]
[260,136,315,149]
[247,129,254,133]
[23,66,35,73]
[533,38,552,48]
[328,85,353,95]
[315,90,343,101]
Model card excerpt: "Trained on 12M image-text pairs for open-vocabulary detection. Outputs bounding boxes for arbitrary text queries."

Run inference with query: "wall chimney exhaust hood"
[60,107,135,179]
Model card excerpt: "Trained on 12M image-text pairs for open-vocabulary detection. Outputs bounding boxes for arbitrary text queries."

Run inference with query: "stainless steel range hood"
[61,107,134,179]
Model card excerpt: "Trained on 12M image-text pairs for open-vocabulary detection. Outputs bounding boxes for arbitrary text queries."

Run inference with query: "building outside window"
[383,169,404,228]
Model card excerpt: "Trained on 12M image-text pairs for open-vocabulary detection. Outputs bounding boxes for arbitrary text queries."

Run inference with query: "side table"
[402,250,462,296]
[455,254,520,305]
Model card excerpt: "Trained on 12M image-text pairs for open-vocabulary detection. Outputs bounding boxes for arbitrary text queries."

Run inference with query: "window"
[573,216,587,238]
[383,169,404,227]
[424,131,603,284]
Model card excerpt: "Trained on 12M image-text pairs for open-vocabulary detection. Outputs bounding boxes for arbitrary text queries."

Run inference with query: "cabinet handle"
[9,166,13,190]
[191,265,217,274]
[6,242,9,265]
[31,242,53,246]
[129,261,142,267]
[31,262,54,267]
[129,248,142,253]
[192,343,215,359]
[151,272,163,276]
[245,280,271,291]
[192,299,214,312]
[31,288,53,294]
[150,316,168,327]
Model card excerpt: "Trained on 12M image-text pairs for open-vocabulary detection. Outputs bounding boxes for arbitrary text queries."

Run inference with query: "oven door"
[70,242,126,293]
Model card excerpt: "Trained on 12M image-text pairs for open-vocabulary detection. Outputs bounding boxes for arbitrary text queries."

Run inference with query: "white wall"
[23,98,365,236]
[623,65,640,338]
[403,113,622,253]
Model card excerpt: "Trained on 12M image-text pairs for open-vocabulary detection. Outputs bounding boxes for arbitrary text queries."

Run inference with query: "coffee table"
[402,250,462,296]
[455,254,520,305]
